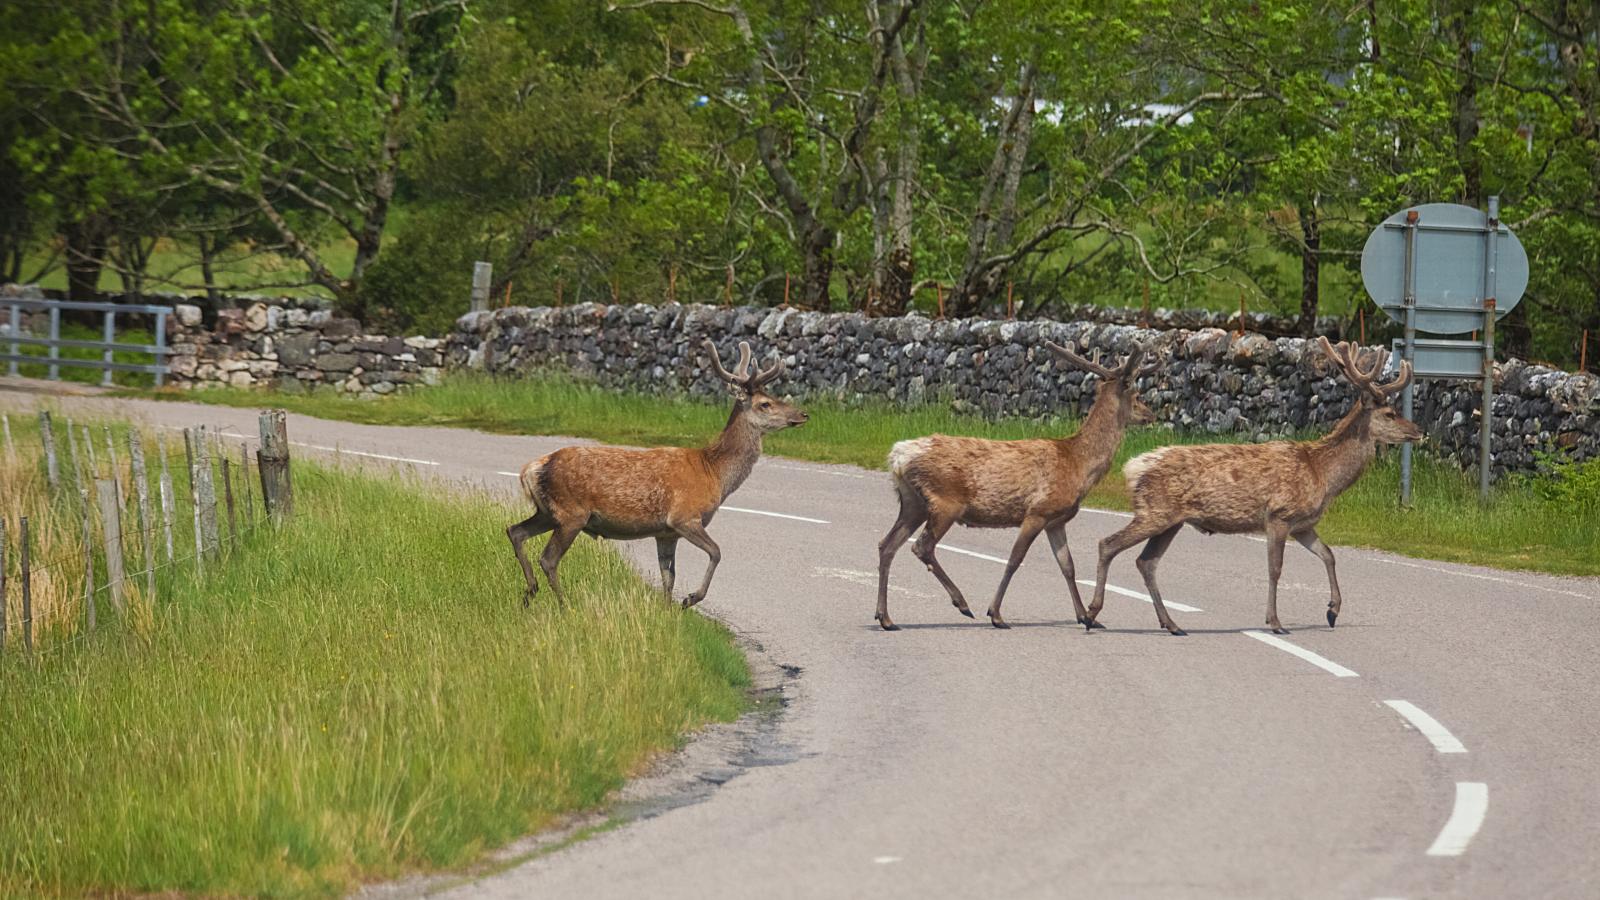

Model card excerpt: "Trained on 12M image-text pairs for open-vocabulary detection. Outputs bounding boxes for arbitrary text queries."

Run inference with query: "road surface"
[4,387,1597,899]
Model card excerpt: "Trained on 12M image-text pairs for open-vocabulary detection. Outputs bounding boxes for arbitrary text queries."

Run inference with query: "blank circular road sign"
[1360,202,1528,335]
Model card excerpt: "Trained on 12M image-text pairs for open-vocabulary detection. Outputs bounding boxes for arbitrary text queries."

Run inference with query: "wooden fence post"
[222,456,237,546]
[1,412,14,466]
[157,432,175,562]
[258,410,293,522]
[241,444,254,525]
[104,425,120,495]
[37,412,58,495]
[66,416,83,500]
[184,428,204,574]
[129,432,156,602]
[20,515,31,654]
[1,517,7,656]
[96,479,126,614]
[81,488,95,630]
[83,425,96,477]
[195,427,220,556]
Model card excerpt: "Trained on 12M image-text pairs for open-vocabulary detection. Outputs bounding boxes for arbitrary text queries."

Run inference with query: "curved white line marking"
[1384,700,1467,754]
[293,442,439,466]
[1241,630,1359,677]
[936,543,1202,612]
[721,506,829,524]
[1427,783,1488,856]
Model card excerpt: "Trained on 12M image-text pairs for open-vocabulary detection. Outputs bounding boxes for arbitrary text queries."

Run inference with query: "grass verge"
[0,447,748,898]
[131,374,1600,579]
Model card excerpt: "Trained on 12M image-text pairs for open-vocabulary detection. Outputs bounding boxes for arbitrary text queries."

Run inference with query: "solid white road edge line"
[1383,700,1468,754]
[292,442,440,466]
[1426,783,1488,857]
[935,543,1203,612]
[1241,630,1359,678]
[720,506,830,524]
[493,473,829,522]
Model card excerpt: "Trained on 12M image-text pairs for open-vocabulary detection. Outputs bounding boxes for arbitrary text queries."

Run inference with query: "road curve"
[5,389,1598,899]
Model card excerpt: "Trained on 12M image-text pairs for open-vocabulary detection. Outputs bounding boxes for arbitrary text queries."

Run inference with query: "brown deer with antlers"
[508,340,808,608]
[876,341,1156,630]
[1084,337,1420,636]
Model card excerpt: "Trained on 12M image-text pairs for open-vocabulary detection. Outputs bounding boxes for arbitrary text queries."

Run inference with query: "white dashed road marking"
[1427,783,1488,856]
[1384,700,1468,754]
[1241,630,1359,678]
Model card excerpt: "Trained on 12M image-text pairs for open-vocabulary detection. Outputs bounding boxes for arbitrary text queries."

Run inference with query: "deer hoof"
[682,593,704,609]
[956,605,974,619]
[1271,626,1289,635]
[990,616,1010,630]
[1168,626,1187,637]
[1077,616,1106,630]
[1326,609,1338,628]
[877,616,899,632]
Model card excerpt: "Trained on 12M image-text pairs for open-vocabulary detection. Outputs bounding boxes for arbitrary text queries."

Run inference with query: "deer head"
[703,339,809,432]
[1315,337,1422,444]
[1044,340,1157,425]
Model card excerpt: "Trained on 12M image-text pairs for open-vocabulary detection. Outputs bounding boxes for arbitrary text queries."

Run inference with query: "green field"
[137,374,1600,578]
[0,421,748,898]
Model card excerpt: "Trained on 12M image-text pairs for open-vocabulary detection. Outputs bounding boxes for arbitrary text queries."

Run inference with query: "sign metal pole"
[1479,197,1499,501]
[1400,209,1419,507]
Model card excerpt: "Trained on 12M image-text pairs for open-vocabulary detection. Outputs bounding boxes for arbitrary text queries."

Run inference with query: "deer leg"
[1265,521,1290,634]
[537,522,583,606]
[876,493,929,631]
[656,536,679,600]
[910,505,972,619]
[987,515,1047,629]
[1133,524,1186,636]
[507,513,554,607]
[672,520,721,609]
[1046,520,1101,629]
[1086,516,1173,630]
[1294,529,1343,628]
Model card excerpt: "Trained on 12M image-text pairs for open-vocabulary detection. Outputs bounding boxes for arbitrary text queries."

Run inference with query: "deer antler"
[703,339,785,392]
[1315,337,1412,404]
[1045,340,1148,381]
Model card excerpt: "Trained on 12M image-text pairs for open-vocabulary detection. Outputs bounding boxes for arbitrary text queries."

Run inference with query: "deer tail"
[519,456,550,511]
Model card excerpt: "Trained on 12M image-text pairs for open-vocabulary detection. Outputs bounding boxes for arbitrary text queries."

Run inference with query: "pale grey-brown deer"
[508,340,807,608]
[1085,337,1420,636]
[875,341,1156,630]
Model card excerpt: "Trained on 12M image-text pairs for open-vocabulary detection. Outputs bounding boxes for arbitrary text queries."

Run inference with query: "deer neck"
[704,404,764,500]
[1060,389,1127,486]
[1310,403,1377,499]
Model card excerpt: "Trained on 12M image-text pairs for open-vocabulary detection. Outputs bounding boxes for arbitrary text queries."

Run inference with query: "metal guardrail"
[1,297,172,386]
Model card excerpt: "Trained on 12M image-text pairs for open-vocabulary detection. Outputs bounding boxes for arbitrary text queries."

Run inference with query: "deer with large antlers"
[875,341,1156,630]
[508,340,808,608]
[1085,337,1420,636]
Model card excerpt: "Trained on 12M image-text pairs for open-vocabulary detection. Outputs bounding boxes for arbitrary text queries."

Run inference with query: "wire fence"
[0,409,294,661]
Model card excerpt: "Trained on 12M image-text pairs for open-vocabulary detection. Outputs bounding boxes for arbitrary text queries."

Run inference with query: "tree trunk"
[800,221,835,309]
[950,62,1037,318]
[1447,3,1481,205]
[198,233,222,307]
[64,217,108,300]
[1298,203,1321,337]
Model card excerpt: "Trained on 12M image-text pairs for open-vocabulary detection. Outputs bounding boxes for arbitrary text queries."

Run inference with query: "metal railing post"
[102,309,116,387]
[5,303,17,376]
[153,310,168,386]
[47,306,60,380]
[1399,209,1419,507]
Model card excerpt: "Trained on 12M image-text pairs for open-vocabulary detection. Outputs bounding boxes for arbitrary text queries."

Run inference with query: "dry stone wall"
[164,296,445,396]
[447,303,1600,479]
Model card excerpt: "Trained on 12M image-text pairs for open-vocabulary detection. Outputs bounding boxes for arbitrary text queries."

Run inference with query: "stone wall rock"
[444,303,1600,479]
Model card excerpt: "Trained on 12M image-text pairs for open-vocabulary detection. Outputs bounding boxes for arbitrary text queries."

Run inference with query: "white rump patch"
[887,437,935,476]
[519,457,547,507]
[1121,447,1170,492]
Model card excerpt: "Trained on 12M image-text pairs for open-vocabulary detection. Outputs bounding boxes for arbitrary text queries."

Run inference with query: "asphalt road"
[5,387,1598,899]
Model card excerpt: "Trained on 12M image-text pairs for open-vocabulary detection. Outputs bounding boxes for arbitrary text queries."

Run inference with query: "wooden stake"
[668,263,678,304]
[184,428,204,573]
[782,272,791,308]
[1581,329,1589,373]
[19,516,30,654]
[157,432,175,562]
[222,456,237,546]
[241,444,254,527]
[0,518,7,656]
[1007,281,1015,320]
[81,488,94,631]
[258,410,294,523]
[611,274,620,304]
[724,265,734,307]
[96,479,126,614]
[1359,305,1366,345]
[129,432,155,602]
[37,412,58,495]
[195,427,220,557]
[504,281,513,308]
[103,424,119,486]
[935,283,945,319]
[65,417,83,500]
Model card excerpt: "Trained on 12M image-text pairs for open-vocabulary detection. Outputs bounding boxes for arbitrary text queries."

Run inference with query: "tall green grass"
[4,321,162,387]
[139,374,1600,578]
[0,460,748,898]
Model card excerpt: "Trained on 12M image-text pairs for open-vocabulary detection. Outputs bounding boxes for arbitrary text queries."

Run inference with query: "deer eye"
[759,401,771,409]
